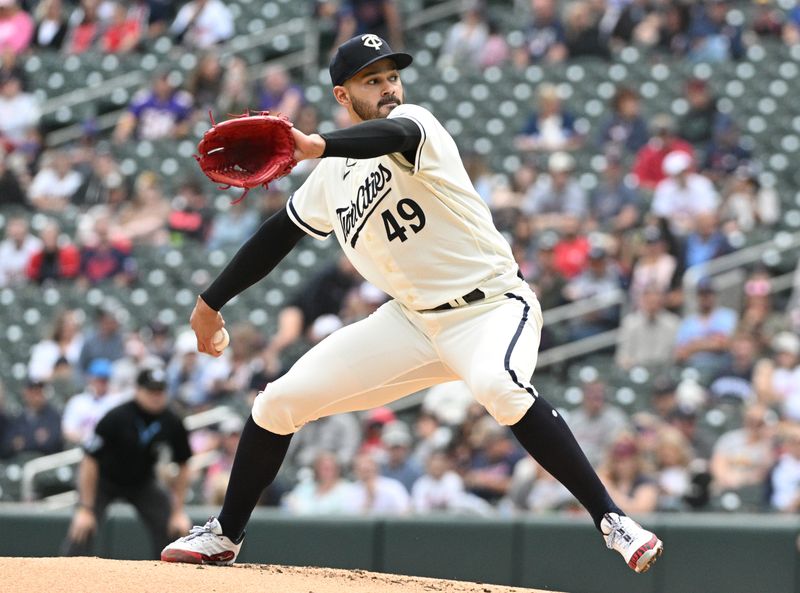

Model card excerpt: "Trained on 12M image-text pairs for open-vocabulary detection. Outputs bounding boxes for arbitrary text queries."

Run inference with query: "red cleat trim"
[161,549,235,565]
[628,535,659,570]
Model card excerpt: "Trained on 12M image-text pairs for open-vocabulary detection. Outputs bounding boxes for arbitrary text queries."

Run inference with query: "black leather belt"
[429,288,486,311]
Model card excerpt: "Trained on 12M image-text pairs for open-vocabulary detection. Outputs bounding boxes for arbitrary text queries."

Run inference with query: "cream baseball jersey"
[286,104,518,310]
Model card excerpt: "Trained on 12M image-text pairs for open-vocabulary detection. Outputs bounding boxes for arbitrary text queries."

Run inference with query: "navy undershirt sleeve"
[320,116,421,165]
[201,208,306,311]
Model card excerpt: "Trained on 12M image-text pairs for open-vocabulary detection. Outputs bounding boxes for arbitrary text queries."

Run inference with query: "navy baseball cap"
[329,34,413,86]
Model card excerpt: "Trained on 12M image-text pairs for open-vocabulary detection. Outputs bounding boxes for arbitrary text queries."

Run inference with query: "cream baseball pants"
[252,281,543,434]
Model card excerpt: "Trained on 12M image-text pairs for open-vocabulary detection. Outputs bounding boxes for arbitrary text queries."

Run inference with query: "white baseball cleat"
[161,517,242,565]
[601,512,663,573]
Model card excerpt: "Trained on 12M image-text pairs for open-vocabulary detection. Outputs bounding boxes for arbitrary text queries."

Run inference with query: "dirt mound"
[0,557,564,593]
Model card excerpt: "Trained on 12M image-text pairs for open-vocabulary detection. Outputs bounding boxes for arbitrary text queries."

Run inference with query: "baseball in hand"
[212,328,230,351]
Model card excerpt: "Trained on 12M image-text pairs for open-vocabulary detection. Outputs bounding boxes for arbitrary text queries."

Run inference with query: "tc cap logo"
[361,34,383,50]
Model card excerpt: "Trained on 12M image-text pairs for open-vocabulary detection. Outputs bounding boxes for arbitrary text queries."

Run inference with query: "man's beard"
[351,94,402,120]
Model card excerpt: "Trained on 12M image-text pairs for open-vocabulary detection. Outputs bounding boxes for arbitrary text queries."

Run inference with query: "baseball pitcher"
[161,34,663,573]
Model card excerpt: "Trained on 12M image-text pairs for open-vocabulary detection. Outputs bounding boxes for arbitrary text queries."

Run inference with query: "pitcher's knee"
[472,374,536,426]
[251,387,300,435]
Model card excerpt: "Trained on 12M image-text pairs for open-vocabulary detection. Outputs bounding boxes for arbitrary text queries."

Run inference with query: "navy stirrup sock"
[510,396,622,530]
[217,415,292,541]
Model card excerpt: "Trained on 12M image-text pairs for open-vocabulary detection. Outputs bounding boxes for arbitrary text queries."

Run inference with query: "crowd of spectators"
[1,0,800,522]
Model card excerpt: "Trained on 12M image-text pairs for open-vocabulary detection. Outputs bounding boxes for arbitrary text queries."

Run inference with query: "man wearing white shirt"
[62,358,128,446]
[349,452,410,515]
[412,450,470,513]
[170,0,233,49]
[0,74,40,146]
[0,216,42,287]
[651,151,719,236]
[28,151,83,212]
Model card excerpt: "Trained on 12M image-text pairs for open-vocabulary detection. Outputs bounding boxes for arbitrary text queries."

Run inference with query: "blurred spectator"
[515,85,581,153]
[167,180,213,246]
[568,380,629,468]
[588,156,641,232]
[333,0,404,52]
[463,417,523,504]
[719,166,779,233]
[650,2,691,57]
[0,382,9,458]
[526,233,567,311]
[32,0,68,50]
[411,449,476,513]
[380,421,422,492]
[520,459,575,514]
[65,0,102,54]
[217,55,251,115]
[61,358,126,446]
[0,0,33,56]
[77,213,136,287]
[650,378,678,422]
[28,150,83,212]
[628,226,678,308]
[360,406,396,459]
[62,368,192,559]
[203,415,243,505]
[411,409,453,467]
[669,404,716,461]
[616,286,680,371]
[28,309,84,383]
[551,215,590,279]
[206,199,260,251]
[72,146,127,208]
[78,307,127,375]
[170,0,233,49]
[596,86,648,156]
[710,403,775,493]
[651,151,718,237]
[675,279,737,372]
[285,413,361,472]
[753,332,800,422]
[257,65,304,121]
[0,216,42,287]
[516,0,567,64]
[631,114,693,190]
[165,329,231,410]
[703,125,752,184]
[709,333,758,403]
[5,378,63,456]
[563,0,610,60]
[687,0,744,63]
[26,219,80,284]
[0,148,26,207]
[785,2,800,45]
[751,1,784,40]
[0,73,41,148]
[115,171,169,246]
[678,78,731,152]
[479,20,509,69]
[737,271,785,350]
[524,152,587,231]
[284,451,355,515]
[113,72,194,143]
[187,51,223,112]
[437,1,488,71]
[262,256,362,372]
[598,433,659,515]
[653,425,692,511]
[769,423,800,512]
[563,246,623,339]
[349,451,411,515]
[101,1,142,53]
[683,212,730,269]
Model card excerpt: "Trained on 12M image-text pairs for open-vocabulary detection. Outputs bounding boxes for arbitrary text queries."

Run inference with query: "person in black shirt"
[62,368,192,558]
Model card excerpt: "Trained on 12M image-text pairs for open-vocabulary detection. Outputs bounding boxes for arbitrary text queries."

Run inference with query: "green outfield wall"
[1,507,797,593]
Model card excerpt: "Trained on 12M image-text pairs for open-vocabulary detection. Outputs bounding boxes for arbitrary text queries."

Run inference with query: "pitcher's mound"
[0,557,565,593]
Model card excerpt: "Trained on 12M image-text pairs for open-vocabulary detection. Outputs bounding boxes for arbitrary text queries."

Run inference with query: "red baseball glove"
[195,111,297,203]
